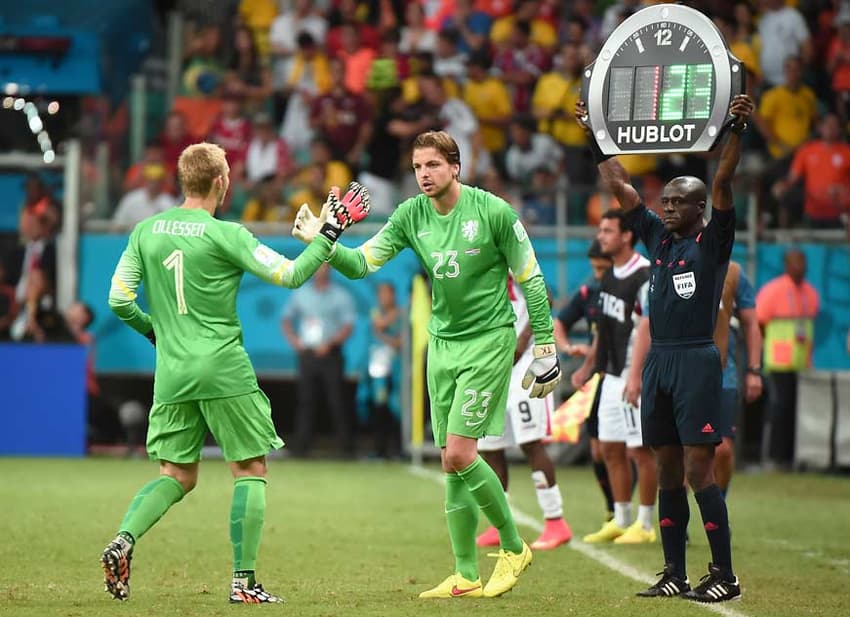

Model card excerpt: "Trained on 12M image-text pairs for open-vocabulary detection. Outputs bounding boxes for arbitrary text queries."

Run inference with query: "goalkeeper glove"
[292,182,370,243]
[521,343,561,398]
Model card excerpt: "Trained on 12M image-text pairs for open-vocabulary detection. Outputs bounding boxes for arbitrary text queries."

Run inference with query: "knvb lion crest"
[461,220,479,242]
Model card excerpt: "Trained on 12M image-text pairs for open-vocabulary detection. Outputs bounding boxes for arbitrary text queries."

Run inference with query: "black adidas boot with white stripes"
[682,563,741,603]
[636,564,691,598]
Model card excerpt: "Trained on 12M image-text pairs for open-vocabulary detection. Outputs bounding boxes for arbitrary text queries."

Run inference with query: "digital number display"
[685,64,713,119]
[660,65,686,120]
[607,63,714,122]
[582,3,745,154]
[633,66,660,121]
[607,67,634,122]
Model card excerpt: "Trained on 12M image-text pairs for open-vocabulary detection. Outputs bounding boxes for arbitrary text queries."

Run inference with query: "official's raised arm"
[575,100,641,212]
[711,95,754,212]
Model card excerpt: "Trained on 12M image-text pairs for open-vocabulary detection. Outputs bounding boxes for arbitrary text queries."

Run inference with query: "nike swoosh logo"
[451,584,480,596]
[465,419,486,427]
[417,230,431,237]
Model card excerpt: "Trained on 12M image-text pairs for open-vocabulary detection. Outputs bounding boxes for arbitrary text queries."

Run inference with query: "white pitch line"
[409,465,749,617]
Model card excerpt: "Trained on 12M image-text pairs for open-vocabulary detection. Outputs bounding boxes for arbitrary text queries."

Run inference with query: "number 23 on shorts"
[461,389,492,427]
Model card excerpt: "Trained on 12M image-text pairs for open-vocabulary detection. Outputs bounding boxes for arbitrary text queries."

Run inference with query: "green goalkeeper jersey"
[108,207,333,403]
[329,185,553,343]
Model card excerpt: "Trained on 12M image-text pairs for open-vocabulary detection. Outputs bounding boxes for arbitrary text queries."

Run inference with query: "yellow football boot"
[418,573,483,599]
[582,519,626,543]
[613,520,657,544]
[482,541,533,597]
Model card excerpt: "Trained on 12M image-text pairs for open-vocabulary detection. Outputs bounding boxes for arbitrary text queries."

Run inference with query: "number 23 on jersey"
[431,250,460,279]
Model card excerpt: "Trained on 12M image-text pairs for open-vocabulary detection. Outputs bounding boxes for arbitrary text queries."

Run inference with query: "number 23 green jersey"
[108,207,333,403]
[329,185,554,343]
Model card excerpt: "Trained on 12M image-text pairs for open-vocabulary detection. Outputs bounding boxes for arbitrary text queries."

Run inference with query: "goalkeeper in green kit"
[101,142,369,604]
[292,131,561,598]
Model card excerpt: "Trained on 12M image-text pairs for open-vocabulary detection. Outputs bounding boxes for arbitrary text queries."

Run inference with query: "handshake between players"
[292,181,371,244]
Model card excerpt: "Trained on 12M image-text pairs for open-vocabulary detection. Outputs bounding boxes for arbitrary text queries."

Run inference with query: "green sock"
[231,477,267,575]
[119,475,185,541]
[444,473,480,581]
[457,457,523,553]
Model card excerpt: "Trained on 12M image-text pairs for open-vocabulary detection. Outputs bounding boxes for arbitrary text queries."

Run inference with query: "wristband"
[319,222,340,242]
[746,366,761,375]
[724,116,748,135]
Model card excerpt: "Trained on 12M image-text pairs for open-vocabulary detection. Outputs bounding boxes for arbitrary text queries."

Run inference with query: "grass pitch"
[2,458,848,616]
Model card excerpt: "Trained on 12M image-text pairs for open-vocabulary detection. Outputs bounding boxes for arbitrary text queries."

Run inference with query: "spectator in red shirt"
[310,57,374,169]
[774,113,850,228]
[828,12,850,125]
[326,0,381,57]
[492,19,550,113]
[207,93,252,178]
[159,111,196,174]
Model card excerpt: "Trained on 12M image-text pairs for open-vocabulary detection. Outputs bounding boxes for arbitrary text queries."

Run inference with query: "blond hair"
[412,131,461,166]
[177,142,228,197]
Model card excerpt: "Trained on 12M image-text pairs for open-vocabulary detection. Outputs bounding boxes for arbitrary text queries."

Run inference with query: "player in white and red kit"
[476,275,572,550]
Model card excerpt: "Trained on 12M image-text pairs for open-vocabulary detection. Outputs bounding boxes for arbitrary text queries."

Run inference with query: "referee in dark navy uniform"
[575,94,754,604]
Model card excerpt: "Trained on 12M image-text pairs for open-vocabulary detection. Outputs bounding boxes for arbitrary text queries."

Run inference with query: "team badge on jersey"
[672,272,696,299]
[462,220,479,242]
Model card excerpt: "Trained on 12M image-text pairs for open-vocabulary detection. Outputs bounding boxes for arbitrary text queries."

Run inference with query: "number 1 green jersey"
[328,185,553,343]
[108,207,333,403]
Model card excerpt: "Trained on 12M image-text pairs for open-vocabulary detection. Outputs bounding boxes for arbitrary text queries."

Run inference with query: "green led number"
[659,65,686,121]
[658,64,713,121]
[685,64,713,119]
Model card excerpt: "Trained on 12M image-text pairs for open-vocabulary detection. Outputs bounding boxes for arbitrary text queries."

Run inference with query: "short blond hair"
[412,131,461,166]
[177,142,228,197]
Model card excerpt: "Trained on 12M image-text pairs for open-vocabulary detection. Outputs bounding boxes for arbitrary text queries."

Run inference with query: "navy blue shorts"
[641,344,725,447]
[719,388,738,440]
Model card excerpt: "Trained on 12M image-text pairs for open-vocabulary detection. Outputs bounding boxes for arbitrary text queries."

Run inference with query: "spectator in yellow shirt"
[531,43,586,150]
[463,53,513,157]
[490,0,558,51]
[238,0,278,60]
[242,175,293,223]
[713,14,762,88]
[755,56,818,161]
[531,43,592,205]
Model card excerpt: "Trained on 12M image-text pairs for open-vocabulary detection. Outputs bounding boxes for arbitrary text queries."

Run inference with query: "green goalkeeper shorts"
[146,390,284,463]
[427,326,515,448]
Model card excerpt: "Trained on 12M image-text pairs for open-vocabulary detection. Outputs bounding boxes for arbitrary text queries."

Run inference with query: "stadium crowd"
[105,0,850,231]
